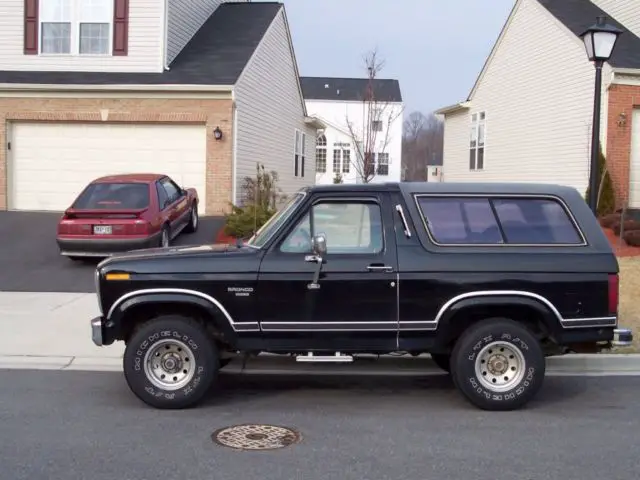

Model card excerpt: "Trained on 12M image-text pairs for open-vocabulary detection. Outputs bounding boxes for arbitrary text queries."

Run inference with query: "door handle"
[367,264,393,272]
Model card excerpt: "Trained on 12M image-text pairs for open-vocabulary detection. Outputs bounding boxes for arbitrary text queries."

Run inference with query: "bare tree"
[344,49,404,183]
[401,111,444,181]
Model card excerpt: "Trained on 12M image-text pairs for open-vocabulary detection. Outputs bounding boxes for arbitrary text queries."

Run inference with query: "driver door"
[256,192,399,349]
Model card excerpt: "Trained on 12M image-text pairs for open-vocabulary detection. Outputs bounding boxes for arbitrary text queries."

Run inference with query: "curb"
[2,353,640,375]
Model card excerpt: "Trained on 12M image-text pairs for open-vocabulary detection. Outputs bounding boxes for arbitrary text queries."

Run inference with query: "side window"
[280,201,384,254]
[161,179,180,204]
[156,182,169,210]
[416,196,583,245]
[417,197,502,244]
[492,198,582,244]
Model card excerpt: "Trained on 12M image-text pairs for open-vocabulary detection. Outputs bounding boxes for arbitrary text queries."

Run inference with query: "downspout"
[162,0,170,70]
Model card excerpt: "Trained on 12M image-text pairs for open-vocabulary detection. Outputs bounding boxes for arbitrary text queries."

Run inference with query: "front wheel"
[184,203,199,233]
[123,315,219,409]
[450,318,545,411]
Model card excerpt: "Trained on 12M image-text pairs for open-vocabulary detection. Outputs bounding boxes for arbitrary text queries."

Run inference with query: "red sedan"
[56,173,199,259]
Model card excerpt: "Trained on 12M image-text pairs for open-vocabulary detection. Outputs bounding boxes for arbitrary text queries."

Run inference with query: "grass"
[615,256,640,353]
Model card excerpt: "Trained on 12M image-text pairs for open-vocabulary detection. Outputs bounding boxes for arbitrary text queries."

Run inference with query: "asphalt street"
[0,370,637,480]
[0,212,224,292]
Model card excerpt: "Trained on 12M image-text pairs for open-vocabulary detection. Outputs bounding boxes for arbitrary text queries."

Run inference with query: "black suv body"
[91,182,633,411]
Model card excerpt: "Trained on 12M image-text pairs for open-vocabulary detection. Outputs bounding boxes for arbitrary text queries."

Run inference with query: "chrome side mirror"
[312,234,327,256]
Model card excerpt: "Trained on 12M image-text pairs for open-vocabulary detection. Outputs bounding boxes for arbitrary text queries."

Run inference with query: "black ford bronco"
[91,182,633,411]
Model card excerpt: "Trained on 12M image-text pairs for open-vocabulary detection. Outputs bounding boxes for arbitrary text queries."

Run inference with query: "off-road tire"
[184,203,199,233]
[123,315,219,409]
[450,317,545,411]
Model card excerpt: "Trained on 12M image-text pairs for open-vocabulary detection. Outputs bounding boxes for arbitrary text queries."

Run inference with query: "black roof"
[0,2,282,85]
[537,0,640,69]
[299,76,403,102]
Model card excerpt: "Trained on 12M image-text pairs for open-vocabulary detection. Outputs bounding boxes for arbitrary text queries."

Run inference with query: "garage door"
[629,109,640,209]
[8,122,207,213]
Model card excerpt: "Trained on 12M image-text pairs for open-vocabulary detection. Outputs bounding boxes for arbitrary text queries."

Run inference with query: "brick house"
[435,0,640,211]
[0,0,323,215]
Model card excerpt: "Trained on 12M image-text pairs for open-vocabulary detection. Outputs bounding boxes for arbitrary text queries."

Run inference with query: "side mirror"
[312,234,327,256]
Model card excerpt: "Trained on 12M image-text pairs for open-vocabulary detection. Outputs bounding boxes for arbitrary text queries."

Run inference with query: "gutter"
[0,84,235,92]
[433,101,471,116]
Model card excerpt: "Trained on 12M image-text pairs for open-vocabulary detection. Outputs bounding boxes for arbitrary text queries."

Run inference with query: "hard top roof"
[92,173,167,184]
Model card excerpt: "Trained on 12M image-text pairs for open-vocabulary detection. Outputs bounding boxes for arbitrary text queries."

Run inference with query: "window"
[280,201,384,254]
[342,149,351,174]
[416,196,583,245]
[156,182,169,210]
[247,192,306,248]
[294,129,306,177]
[316,134,327,173]
[333,149,341,173]
[469,112,486,170]
[72,183,150,210]
[40,0,112,55]
[160,178,181,204]
[370,108,383,132]
[377,153,389,176]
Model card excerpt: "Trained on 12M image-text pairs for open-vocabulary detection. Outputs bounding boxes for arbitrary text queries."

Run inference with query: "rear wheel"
[184,203,199,233]
[450,318,545,411]
[159,225,170,248]
[123,315,219,409]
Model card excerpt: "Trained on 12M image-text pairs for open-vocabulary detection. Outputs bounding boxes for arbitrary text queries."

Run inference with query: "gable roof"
[300,77,403,102]
[537,0,640,69]
[0,2,282,86]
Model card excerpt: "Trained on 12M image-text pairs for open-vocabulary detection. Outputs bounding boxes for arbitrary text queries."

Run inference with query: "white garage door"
[8,122,207,213]
[629,109,640,209]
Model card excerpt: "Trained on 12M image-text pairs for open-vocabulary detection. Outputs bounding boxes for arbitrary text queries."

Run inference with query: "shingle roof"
[537,0,640,69]
[300,77,403,102]
[0,2,282,85]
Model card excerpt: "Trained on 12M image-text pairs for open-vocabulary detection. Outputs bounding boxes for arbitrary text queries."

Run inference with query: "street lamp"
[580,16,622,214]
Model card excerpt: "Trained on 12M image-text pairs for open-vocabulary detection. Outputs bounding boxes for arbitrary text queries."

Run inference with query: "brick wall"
[606,84,640,209]
[0,96,234,215]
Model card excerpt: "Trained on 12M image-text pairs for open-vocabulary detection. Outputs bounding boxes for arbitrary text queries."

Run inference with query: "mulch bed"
[602,227,640,257]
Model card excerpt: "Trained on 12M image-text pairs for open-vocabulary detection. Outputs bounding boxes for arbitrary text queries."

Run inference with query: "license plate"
[93,225,112,235]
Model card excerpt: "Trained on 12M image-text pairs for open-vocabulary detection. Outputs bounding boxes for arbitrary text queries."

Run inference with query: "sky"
[280,0,516,116]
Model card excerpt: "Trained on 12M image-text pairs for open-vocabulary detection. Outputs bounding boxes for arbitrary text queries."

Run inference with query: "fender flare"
[435,292,563,338]
[108,290,245,341]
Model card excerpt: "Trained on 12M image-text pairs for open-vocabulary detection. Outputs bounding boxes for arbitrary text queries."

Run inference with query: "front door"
[257,192,399,351]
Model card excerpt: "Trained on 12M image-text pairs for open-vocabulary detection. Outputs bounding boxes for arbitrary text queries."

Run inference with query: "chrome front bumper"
[91,317,103,347]
[612,327,633,347]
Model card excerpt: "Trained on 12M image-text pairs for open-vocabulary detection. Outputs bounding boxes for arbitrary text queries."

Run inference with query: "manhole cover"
[212,424,301,451]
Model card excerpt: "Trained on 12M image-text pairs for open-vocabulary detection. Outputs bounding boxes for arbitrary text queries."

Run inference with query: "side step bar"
[295,352,354,363]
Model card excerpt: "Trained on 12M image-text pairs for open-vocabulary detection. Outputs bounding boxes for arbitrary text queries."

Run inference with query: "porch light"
[213,126,223,140]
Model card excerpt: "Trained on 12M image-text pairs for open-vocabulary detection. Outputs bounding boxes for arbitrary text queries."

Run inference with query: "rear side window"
[73,183,150,210]
[416,196,583,245]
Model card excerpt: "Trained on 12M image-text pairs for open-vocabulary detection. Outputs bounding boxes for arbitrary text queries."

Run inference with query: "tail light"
[122,221,150,235]
[608,273,619,315]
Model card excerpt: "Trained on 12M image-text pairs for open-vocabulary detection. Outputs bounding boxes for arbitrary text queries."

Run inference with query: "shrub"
[612,219,640,236]
[333,172,343,184]
[223,163,284,239]
[623,230,640,247]
[585,147,616,216]
[599,213,621,229]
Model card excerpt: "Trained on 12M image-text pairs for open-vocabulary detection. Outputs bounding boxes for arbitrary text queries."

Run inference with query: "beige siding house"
[436,0,640,210]
[0,0,320,215]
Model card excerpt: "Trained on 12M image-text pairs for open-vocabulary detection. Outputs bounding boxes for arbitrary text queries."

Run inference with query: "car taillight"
[608,273,619,315]
[122,221,150,235]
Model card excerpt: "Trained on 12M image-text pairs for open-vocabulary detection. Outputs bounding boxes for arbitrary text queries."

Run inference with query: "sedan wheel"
[161,227,170,248]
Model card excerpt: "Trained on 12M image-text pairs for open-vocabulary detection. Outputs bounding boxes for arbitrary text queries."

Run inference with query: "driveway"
[0,211,224,293]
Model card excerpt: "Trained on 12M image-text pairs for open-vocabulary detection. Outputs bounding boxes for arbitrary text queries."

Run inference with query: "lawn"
[616,256,640,352]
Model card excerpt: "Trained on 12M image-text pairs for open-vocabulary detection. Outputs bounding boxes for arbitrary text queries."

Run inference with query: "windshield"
[247,191,306,248]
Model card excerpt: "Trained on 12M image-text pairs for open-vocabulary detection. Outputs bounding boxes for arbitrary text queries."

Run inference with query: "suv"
[90,182,633,411]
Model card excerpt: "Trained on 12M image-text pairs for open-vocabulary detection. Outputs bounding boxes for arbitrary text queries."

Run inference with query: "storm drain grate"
[212,424,302,451]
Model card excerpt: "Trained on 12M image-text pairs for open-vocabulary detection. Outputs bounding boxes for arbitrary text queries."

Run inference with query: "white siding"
[305,99,404,184]
[233,9,316,203]
[629,108,640,208]
[591,0,640,38]
[0,0,163,72]
[166,0,246,66]
[441,0,611,196]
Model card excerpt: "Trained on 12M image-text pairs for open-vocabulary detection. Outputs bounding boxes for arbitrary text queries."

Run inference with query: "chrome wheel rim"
[192,208,198,228]
[143,339,196,391]
[474,341,526,392]
[161,229,169,247]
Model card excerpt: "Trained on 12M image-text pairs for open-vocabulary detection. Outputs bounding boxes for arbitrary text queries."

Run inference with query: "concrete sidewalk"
[2,291,640,375]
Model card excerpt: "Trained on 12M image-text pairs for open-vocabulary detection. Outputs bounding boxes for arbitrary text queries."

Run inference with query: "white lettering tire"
[123,315,219,409]
[450,318,545,411]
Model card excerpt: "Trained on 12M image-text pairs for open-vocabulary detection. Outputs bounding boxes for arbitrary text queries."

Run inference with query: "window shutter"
[24,0,38,55]
[113,0,129,56]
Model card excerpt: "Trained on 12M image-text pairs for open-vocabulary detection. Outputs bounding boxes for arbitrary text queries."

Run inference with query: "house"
[0,0,322,215]
[300,76,403,185]
[435,0,640,210]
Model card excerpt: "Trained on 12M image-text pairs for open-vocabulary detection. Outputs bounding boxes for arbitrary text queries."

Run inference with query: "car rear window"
[73,183,150,210]
[416,196,584,245]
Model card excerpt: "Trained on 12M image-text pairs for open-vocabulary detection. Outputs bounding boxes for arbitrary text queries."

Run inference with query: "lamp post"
[580,16,622,214]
